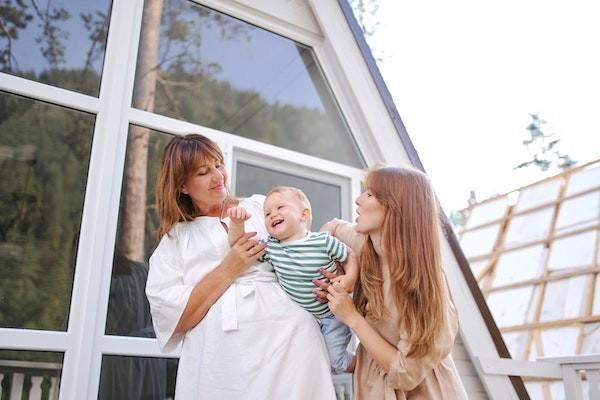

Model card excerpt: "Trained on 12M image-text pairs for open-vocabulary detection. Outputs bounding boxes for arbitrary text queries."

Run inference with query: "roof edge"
[336,1,529,398]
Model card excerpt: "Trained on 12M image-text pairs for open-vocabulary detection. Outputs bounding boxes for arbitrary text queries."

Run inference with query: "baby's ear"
[302,208,312,230]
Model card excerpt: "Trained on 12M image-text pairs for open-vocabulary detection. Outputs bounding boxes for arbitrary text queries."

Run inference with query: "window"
[99,355,177,400]
[106,126,171,337]
[0,91,94,330]
[0,0,113,96]
[235,161,345,230]
[132,0,364,167]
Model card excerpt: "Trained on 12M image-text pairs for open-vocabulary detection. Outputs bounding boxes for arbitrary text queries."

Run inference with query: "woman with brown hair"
[145,133,335,399]
[318,165,467,399]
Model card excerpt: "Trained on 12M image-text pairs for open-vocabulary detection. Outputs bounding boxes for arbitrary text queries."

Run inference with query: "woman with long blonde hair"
[318,165,467,399]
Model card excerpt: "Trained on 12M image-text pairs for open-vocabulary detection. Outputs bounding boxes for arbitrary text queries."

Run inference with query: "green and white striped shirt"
[262,232,348,318]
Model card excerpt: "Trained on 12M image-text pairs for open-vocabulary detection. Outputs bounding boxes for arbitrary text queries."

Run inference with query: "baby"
[228,186,357,374]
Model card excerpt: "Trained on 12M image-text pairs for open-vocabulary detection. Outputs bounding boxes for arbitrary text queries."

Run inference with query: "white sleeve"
[247,194,266,208]
[242,195,269,241]
[145,232,194,352]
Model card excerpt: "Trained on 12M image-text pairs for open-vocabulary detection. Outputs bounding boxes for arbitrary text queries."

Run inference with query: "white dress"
[146,195,336,400]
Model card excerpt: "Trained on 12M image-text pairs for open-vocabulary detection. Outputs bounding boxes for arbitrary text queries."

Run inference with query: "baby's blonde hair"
[266,186,313,230]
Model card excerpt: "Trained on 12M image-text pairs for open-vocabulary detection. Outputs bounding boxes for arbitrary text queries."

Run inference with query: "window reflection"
[133,0,363,167]
[107,126,171,336]
[99,355,177,400]
[235,162,342,230]
[0,91,94,331]
[0,0,112,96]
[0,350,63,399]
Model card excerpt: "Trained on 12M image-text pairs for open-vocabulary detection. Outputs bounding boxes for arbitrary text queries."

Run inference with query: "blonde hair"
[156,133,229,238]
[353,165,445,359]
[266,186,313,230]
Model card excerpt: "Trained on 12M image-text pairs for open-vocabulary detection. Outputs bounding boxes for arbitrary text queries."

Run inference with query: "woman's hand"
[174,232,265,334]
[313,268,338,304]
[221,232,266,276]
[326,282,360,326]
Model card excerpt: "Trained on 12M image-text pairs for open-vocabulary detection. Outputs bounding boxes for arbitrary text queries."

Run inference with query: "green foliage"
[0,82,95,330]
[514,113,577,172]
[152,69,361,166]
[0,349,62,365]
[0,0,33,69]
[165,18,190,41]
[348,0,380,38]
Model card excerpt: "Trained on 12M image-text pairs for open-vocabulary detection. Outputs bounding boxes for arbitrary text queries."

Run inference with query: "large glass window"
[0,0,113,96]
[235,161,343,230]
[0,91,94,331]
[132,0,364,167]
[99,355,177,400]
[106,126,171,337]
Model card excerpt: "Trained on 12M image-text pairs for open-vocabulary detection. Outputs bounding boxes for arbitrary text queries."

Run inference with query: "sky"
[366,0,600,213]
[10,1,109,74]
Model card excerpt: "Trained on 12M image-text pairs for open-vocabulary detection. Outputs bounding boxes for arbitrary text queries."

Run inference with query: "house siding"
[453,333,490,399]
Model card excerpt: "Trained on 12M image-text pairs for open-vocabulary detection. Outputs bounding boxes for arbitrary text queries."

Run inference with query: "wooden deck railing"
[475,354,600,400]
[333,372,353,399]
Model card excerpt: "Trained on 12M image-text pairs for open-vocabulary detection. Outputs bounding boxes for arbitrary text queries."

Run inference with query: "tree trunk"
[120,0,163,261]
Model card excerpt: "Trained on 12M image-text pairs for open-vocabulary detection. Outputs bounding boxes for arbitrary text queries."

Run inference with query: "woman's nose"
[211,167,224,180]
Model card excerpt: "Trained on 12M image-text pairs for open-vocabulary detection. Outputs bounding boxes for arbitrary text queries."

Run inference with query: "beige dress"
[330,220,468,400]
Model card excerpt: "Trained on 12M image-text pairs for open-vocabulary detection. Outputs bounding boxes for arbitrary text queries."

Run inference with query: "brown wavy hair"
[353,165,445,358]
[156,133,228,238]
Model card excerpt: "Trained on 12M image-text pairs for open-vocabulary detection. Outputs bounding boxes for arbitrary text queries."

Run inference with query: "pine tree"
[514,113,577,172]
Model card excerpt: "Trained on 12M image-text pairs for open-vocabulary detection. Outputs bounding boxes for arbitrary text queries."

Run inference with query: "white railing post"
[585,369,600,399]
[9,372,24,400]
[49,376,59,400]
[540,355,600,400]
[29,376,44,400]
[332,373,352,400]
[335,384,346,400]
[475,354,600,399]
[561,365,583,400]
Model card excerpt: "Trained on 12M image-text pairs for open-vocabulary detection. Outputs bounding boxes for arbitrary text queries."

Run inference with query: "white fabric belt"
[221,276,277,331]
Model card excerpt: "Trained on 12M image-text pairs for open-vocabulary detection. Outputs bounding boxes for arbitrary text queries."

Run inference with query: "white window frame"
[232,148,356,222]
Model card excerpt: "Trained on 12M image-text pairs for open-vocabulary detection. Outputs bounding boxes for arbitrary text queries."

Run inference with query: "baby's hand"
[228,206,251,224]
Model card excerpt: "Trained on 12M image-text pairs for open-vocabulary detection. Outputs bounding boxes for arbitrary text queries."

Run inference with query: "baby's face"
[264,191,308,241]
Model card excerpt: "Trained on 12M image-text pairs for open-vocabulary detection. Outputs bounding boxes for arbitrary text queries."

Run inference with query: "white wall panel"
[460,224,502,258]
[514,179,562,213]
[565,165,600,196]
[466,197,508,228]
